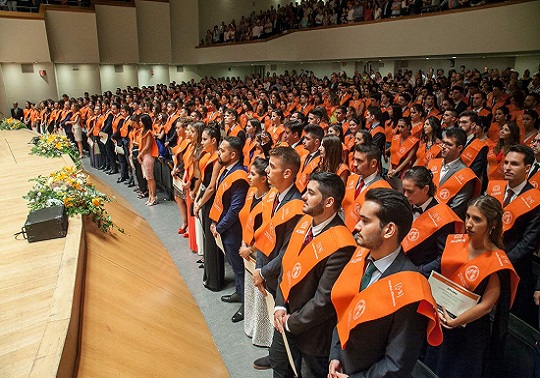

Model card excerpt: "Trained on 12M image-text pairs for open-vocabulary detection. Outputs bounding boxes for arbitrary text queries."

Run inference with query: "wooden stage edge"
[0,130,228,378]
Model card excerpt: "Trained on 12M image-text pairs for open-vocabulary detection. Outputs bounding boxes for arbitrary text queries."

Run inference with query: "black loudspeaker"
[23,205,69,243]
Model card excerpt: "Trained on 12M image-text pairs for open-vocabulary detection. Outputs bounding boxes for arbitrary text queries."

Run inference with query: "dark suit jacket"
[464,136,488,180]
[504,182,540,300]
[11,107,24,121]
[275,215,356,356]
[407,198,457,277]
[257,185,303,295]
[214,161,249,241]
[440,158,476,220]
[329,251,429,378]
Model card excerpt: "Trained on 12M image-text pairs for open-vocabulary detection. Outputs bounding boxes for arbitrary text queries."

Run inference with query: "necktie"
[300,228,314,250]
[503,188,513,207]
[272,195,280,216]
[303,154,313,169]
[360,260,377,291]
[218,169,229,185]
[354,178,365,199]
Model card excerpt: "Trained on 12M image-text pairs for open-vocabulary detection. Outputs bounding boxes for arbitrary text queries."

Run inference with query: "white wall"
[198,0,290,40]
[514,55,540,77]
[0,18,50,63]
[137,64,170,87]
[135,0,172,64]
[0,65,8,117]
[1,63,58,107]
[55,64,101,98]
[95,5,139,64]
[99,64,139,92]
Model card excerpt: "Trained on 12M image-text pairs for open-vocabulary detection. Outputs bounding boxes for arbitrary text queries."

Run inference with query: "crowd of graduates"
[202,0,510,46]
[14,63,540,377]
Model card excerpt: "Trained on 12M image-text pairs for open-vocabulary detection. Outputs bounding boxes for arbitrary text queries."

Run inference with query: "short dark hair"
[368,107,383,121]
[223,136,244,158]
[303,124,324,141]
[308,171,345,211]
[364,188,413,243]
[284,120,303,137]
[251,157,269,176]
[225,108,238,120]
[269,146,301,176]
[354,143,381,163]
[460,110,479,125]
[507,144,535,166]
[403,166,436,197]
[445,127,467,148]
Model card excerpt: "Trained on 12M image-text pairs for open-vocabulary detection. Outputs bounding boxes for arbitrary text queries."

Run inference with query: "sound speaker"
[23,205,68,243]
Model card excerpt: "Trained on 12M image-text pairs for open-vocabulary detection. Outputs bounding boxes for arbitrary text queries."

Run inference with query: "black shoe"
[117,177,126,183]
[198,264,204,269]
[127,182,135,188]
[196,258,204,264]
[253,355,271,370]
[221,292,241,303]
[107,170,118,175]
[231,305,244,323]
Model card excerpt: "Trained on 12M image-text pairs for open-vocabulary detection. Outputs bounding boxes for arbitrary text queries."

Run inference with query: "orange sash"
[461,138,486,168]
[227,123,244,137]
[530,170,540,190]
[280,215,356,302]
[402,203,463,252]
[112,114,125,134]
[209,168,249,222]
[442,234,519,306]
[428,159,480,204]
[199,151,218,183]
[239,187,264,245]
[254,188,304,257]
[369,125,385,138]
[332,247,442,348]
[164,113,179,134]
[487,180,540,232]
[390,135,419,166]
[411,122,423,138]
[342,176,391,231]
[296,154,321,192]
[415,143,442,167]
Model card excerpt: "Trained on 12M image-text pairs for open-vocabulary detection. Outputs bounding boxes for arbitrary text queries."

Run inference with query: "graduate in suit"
[329,188,442,378]
[271,172,357,378]
[210,136,250,322]
[252,146,304,371]
[428,127,480,220]
[401,166,463,276]
[458,111,488,181]
[11,102,24,121]
[486,144,540,328]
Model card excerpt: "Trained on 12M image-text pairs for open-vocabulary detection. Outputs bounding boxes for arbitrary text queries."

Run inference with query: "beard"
[356,231,384,250]
[304,201,325,217]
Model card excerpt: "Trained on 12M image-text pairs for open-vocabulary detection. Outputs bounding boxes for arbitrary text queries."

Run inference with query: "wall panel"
[0,18,50,63]
[137,64,170,87]
[100,64,138,92]
[95,5,139,64]
[55,64,101,98]
[1,63,58,106]
[135,0,172,64]
[45,9,100,63]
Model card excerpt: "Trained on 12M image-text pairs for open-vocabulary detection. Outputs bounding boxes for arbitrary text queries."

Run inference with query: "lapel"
[379,250,412,280]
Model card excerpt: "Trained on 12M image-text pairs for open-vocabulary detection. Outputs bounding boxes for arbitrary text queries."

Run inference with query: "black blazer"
[465,136,488,180]
[329,251,429,377]
[275,214,356,356]
[407,198,457,277]
[257,185,303,295]
[11,107,24,121]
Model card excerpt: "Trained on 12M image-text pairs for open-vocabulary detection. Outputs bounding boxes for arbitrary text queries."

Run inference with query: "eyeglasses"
[532,139,540,145]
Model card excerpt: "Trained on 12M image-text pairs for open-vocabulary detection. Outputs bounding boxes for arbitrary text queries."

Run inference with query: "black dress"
[424,270,511,378]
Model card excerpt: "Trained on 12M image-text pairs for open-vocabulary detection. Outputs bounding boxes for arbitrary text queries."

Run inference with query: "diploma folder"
[428,271,481,320]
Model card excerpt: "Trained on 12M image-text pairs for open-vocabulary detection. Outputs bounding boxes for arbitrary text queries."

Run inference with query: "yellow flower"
[92,198,100,206]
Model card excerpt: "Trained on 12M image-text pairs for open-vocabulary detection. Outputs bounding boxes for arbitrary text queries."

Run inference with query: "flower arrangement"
[30,133,80,165]
[24,166,123,233]
[0,117,27,130]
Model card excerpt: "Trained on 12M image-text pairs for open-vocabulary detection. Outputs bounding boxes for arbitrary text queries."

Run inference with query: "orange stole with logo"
[280,215,356,302]
[199,151,218,183]
[428,159,480,203]
[402,203,463,252]
[254,188,304,257]
[296,155,321,192]
[239,187,264,245]
[370,125,385,138]
[342,176,391,231]
[487,180,540,232]
[442,234,519,306]
[530,171,540,190]
[331,247,442,348]
[461,139,486,168]
[415,143,442,167]
[390,135,419,166]
[209,169,249,222]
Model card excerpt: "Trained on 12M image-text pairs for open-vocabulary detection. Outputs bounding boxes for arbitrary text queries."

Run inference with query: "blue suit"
[214,161,249,299]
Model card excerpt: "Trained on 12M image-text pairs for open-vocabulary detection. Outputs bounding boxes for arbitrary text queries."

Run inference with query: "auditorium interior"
[1,0,539,377]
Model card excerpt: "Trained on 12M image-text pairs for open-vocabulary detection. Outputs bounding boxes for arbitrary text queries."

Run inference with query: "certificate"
[214,233,225,254]
[99,131,108,144]
[428,271,480,320]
